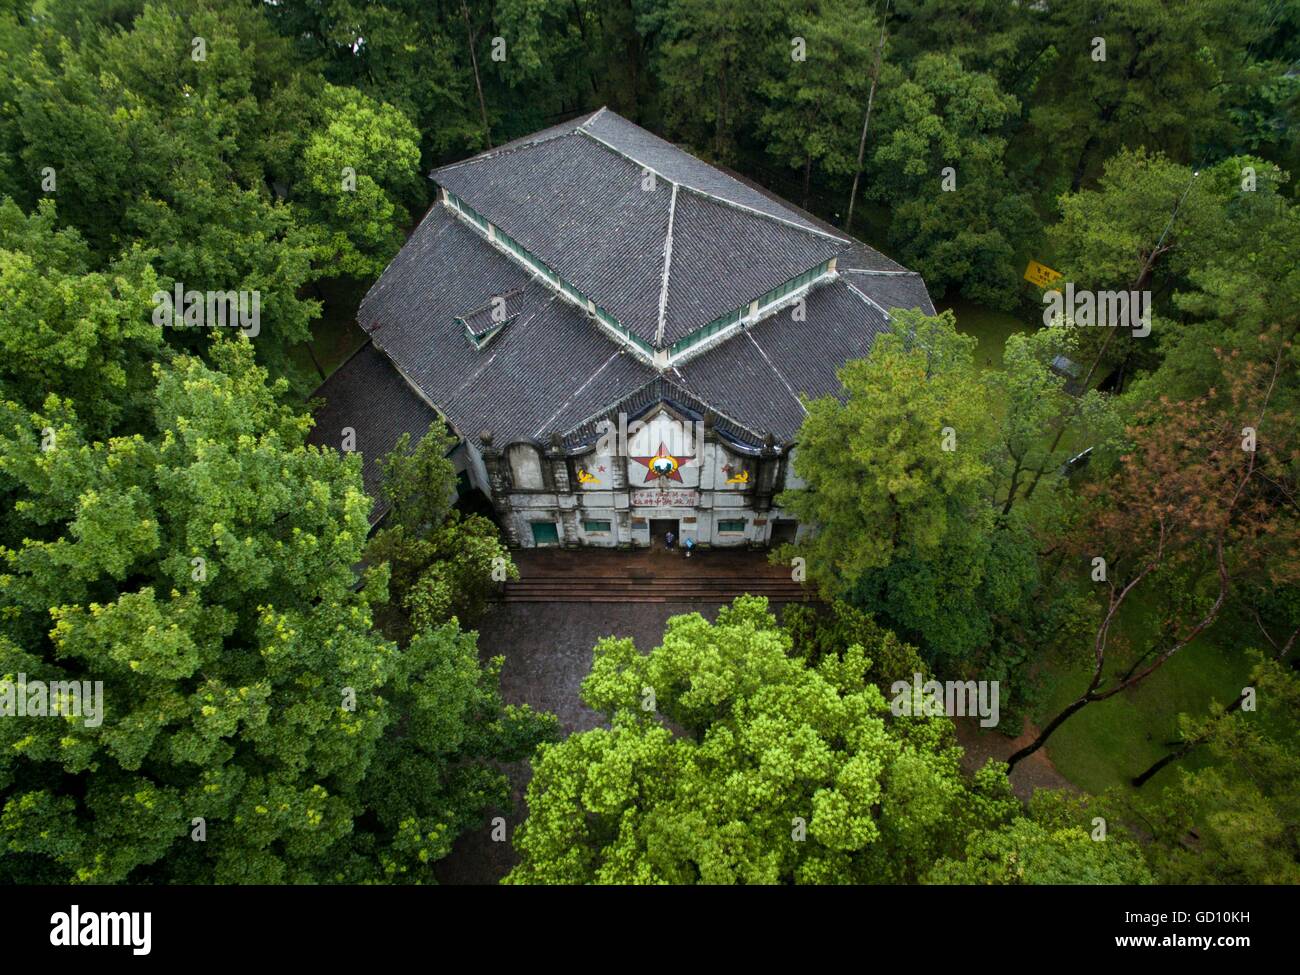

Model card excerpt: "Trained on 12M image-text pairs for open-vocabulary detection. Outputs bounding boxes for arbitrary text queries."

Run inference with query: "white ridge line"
[655,182,679,347]
[845,279,893,319]
[533,349,625,439]
[575,128,846,243]
[745,331,807,416]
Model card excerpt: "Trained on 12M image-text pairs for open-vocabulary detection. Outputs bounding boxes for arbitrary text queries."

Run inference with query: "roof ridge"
[744,330,808,417]
[431,110,599,176]
[842,268,919,276]
[659,373,770,444]
[577,126,677,189]
[672,181,849,244]
[533,348,626,439]
[558,373,767,447]
[655,182,679,346]
[587,110,850,241]
[574,126,846,245]
[579,105,609,130]
[845,278,892,318]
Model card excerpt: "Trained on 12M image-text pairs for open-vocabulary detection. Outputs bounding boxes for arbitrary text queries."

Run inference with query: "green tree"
[297,84,423,279]
[991,326,1123,517]
[1103,654,1299,884]
[647,0,790,163]
[12,1,325,380]
[506,596,1021,884]
[889,0,1046,100]
[926,792,1152,885]
[365,429,518,640]
[1028,0,1268,194]
[758,0,878,208]
[7,1,427,386]
[779,309,1036,663]
[0,198,161,438]
[1114,157,1300,416]
[868,54,1034,308]
[0,339,552,883]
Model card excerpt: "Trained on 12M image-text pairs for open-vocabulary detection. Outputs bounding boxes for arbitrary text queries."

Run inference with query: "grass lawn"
[1030,590,1253,795]
[939,297,1033,371]
[290,277,370,386]
[941,298,1261,798]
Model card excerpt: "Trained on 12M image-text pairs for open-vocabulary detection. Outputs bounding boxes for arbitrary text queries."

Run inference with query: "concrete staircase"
[502,574,811,603]
[500,548,815,604]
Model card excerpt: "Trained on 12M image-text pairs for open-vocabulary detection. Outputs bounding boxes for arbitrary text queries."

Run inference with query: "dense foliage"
[0,0,1295,885]
[507,596,1151,884]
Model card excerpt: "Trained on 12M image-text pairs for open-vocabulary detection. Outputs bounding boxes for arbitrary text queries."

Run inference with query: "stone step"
[501,578,813,603]
[506,578,798,588]
[502,593,813,603]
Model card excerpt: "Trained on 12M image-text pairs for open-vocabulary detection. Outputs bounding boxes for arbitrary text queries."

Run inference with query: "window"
[717,519,746,534]
[583,520,612,533]
[530,521,560,546]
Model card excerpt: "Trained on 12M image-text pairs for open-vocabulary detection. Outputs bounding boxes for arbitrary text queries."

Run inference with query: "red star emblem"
[630,442,692,483]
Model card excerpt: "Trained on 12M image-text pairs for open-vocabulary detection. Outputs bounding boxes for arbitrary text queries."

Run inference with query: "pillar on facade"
[547,431,580,546]
[754,433,780,513]
[479,429,519,546]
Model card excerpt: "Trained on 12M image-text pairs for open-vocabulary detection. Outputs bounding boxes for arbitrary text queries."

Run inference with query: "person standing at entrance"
[664,530,676,551]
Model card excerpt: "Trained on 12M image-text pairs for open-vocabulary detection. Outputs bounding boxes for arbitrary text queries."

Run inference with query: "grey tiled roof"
[669,278,893,443]
[433,110,847,345]
[661,189,843,344]
[834,242,910,274]
[436,133,672,342]
[840,268,937,316]
[336,113,935,488]
[357,206,658,446]
[360,204,533,341]
[306,341,441,525]
[559,375,769,454]
[582,109,835,235]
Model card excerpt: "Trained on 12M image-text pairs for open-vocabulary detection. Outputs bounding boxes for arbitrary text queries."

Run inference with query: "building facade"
[309,108,935,547]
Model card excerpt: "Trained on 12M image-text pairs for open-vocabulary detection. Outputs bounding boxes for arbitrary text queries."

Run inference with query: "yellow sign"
[1024,260,1063,288]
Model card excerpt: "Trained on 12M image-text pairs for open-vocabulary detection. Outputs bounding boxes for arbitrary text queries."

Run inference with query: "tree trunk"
[1000,451,1026,516]
[845,15,888,232]
[1131,691,1248,787]
[1006,695,1093,767]
[462,0,492,149]
[1070,134,1098,192]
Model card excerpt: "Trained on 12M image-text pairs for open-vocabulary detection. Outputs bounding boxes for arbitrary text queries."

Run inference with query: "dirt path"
[954,715,1077,802]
